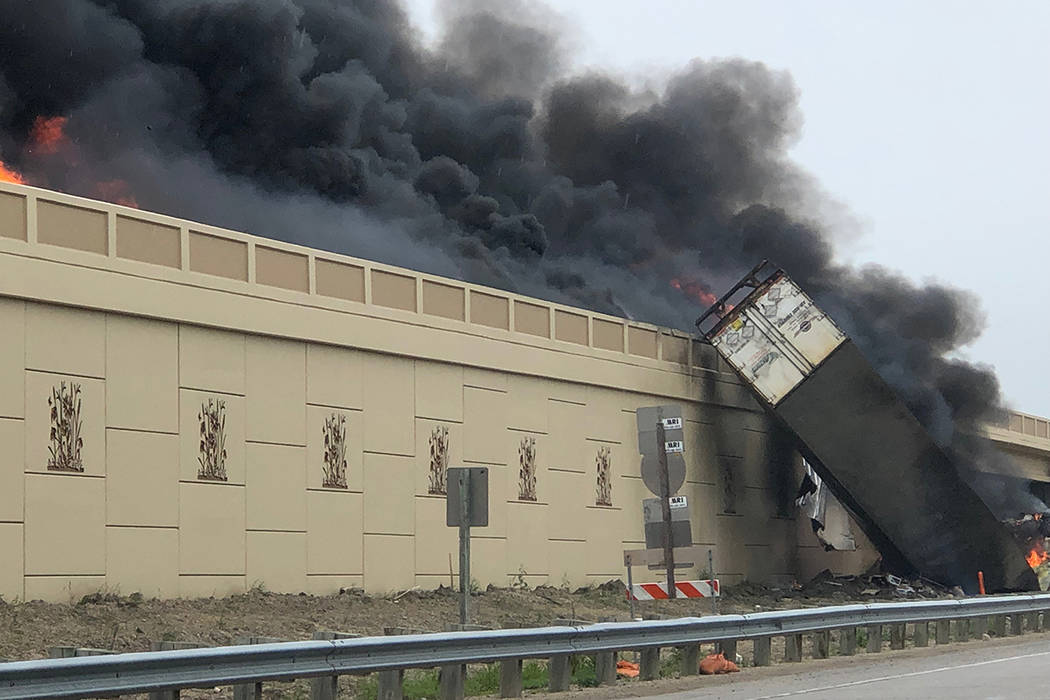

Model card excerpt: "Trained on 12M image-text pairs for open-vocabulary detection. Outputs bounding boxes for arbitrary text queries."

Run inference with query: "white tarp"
[796,460,857,551]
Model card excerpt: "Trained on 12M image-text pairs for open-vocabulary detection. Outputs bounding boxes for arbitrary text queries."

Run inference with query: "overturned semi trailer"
[696,262,1037,593]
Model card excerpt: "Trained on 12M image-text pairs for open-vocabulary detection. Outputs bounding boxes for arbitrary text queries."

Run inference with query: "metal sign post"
[636,406,687,601]
[656,419,676,598]
[446,467,489,626]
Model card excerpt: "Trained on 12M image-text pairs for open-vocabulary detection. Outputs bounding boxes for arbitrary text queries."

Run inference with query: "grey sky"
[403,0,1050,416]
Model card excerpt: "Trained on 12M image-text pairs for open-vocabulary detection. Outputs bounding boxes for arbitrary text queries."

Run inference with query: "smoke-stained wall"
[0,182,843,601]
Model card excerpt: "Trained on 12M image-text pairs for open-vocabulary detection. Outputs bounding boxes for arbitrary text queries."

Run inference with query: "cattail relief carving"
[428,425,450,495]
[47,382,84,472]
[197,398,228,481]
[595,445,612,506]
[322,412,349,489]
[518,435,537,501]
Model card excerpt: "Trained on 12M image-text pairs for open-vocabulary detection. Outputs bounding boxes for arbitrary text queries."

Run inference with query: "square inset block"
[362,453,414,535]
[413,419,464,497]
[179,389,246,484]
[554,310,588,345]
[0,190,27,241]
[315,259,365,303]
[371,270,417,312]
[37,200,107,255]
[306,344,362,410]
[463,387,507,465]
[106,315,178,432]
[179,325,246,395]
[178,482,246,575]
[506,501,549,577]
[246,337,306,446]
[513,301,549,338]
[0,523,23,600]
[25,303,105,378]
[422,280,465,321]
[106,527,178,598]
[415,361,462,422]
[306,405,362,491]
[0,299,24,418]
[307,490,363,575]
[106,429,178,527]
[25,473,105,575]
[247,531,307,593]
[246,443,306,532]
[188,231,247,281]
[361,354,414,455]
[0,418,24,521]
[115,215,180,268]
[627,327,658,359]
[255,246,308,293]
[363,534,414,593]
[25,372,105,475]
[592,319,624,352]
[469,291,508,330]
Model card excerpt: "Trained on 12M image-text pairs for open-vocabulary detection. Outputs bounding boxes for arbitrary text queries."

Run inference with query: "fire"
[670,277,718,306]
[96,180,138,209]
[1026,543,1048,569]
[30,116,69,155]
[0,158,25,184]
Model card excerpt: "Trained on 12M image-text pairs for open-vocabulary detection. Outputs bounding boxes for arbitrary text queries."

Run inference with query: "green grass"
[349,660,553,698]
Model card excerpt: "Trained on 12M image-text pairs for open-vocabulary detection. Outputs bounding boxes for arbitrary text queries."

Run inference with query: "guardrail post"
[913,621,929,647]
[1010,614,1023,636]
[310,631,360,700]
[812,630,829,659]
[377,670,405,700]
[548,655,570,692]
[499,659,523,697]
[991,615,1006,638]
[639,648,660,680]
[439,664,465,700]
[784,634,802,662]
[935,620,950,645]
[838,628,856,656]
[753,637,772,666]
[889,623,905,650]
[679,643,700,675]
[866,625,882,653]
[595,651,617,685]
[953,619,970,642]
[1026,611,1042,633]
[149,642,203,700]
[233,637,283,700]
[718,639,738,661]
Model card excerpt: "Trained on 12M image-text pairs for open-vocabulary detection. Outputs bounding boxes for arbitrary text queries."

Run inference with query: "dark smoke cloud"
[0,0,1029,513]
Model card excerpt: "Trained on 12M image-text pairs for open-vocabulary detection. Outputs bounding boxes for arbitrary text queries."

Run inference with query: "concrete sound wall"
[0,181,871,601]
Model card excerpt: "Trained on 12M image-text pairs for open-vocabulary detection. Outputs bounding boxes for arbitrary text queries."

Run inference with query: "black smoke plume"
[0,1,1030,514]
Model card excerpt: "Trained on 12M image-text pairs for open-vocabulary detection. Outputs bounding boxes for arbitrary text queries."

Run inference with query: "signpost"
[446,467,488,626]
[635,405,686,599]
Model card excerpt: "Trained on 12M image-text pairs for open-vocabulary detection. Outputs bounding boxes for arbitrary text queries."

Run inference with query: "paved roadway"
[649,635,1050,699]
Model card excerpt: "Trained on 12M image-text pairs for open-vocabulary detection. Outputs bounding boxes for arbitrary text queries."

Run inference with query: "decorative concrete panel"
[24,473,105,575]
[422,280,465,321]
[178,575,246,599]
[115,216,180,268]
[247,531,307,593]
[506,501,548,578]
[415,361,463,423]
[0,190,26,240]
[179,389,246,484]
[178,482,246,575]
[592,319,624,352]
[469,291,508,330]
[188,231,247,281]
[548,539,588,587]
[545,470,586,541]
[315,258,365,302]
[413,496,458,575]
[245,443,307,532]
[414,419,463,497]
[554,310,588,345]
[106,527,178,598]
[0,300,24,419]
[37,200,107,255]
[306,405,362,491]
[660,333,689,365]
[583,386,622,443]
[361,354,414,455]
[246,336,306,446]
[513,301,549,338]
[25,372,105,476]
[371,270,416,312]
[25,576,105,602]
[306,575,363,596]
[505,375,549,434]
[583,506,622,576]
[25,303,105,378]
[463,367,507,392]
[106,315,178,432]
[179,325,246,396]
[0,523,23,600]
[306,344,363,410]
[255,246,308,292]
[362,453,414,535]
[307,490,363,575]
[106,429,178,527]
[547,400,586,473]
[0,418,24,521]
[464,387,507,465]
[627,327,658,358]
[362,534,414,593]
[467,536,506,586]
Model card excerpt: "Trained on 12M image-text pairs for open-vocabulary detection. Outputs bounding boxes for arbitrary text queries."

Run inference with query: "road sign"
[627,579,720,601]
[446,467,489,527]
[637,405,686,497]
[642,497,691,553]
[669,495,687,509]
[661,417,683,430]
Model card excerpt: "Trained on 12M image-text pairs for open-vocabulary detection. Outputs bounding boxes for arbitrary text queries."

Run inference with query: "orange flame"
[0,158,25,184]
[1026,544,1048,569]
[30,116,69,155]
[670,277,718,307]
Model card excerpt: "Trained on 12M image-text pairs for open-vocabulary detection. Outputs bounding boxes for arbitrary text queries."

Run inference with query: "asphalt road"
[647,635,1050,700]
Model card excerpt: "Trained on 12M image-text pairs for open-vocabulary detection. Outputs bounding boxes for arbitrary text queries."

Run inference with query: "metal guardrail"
[2,593,1050,698]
